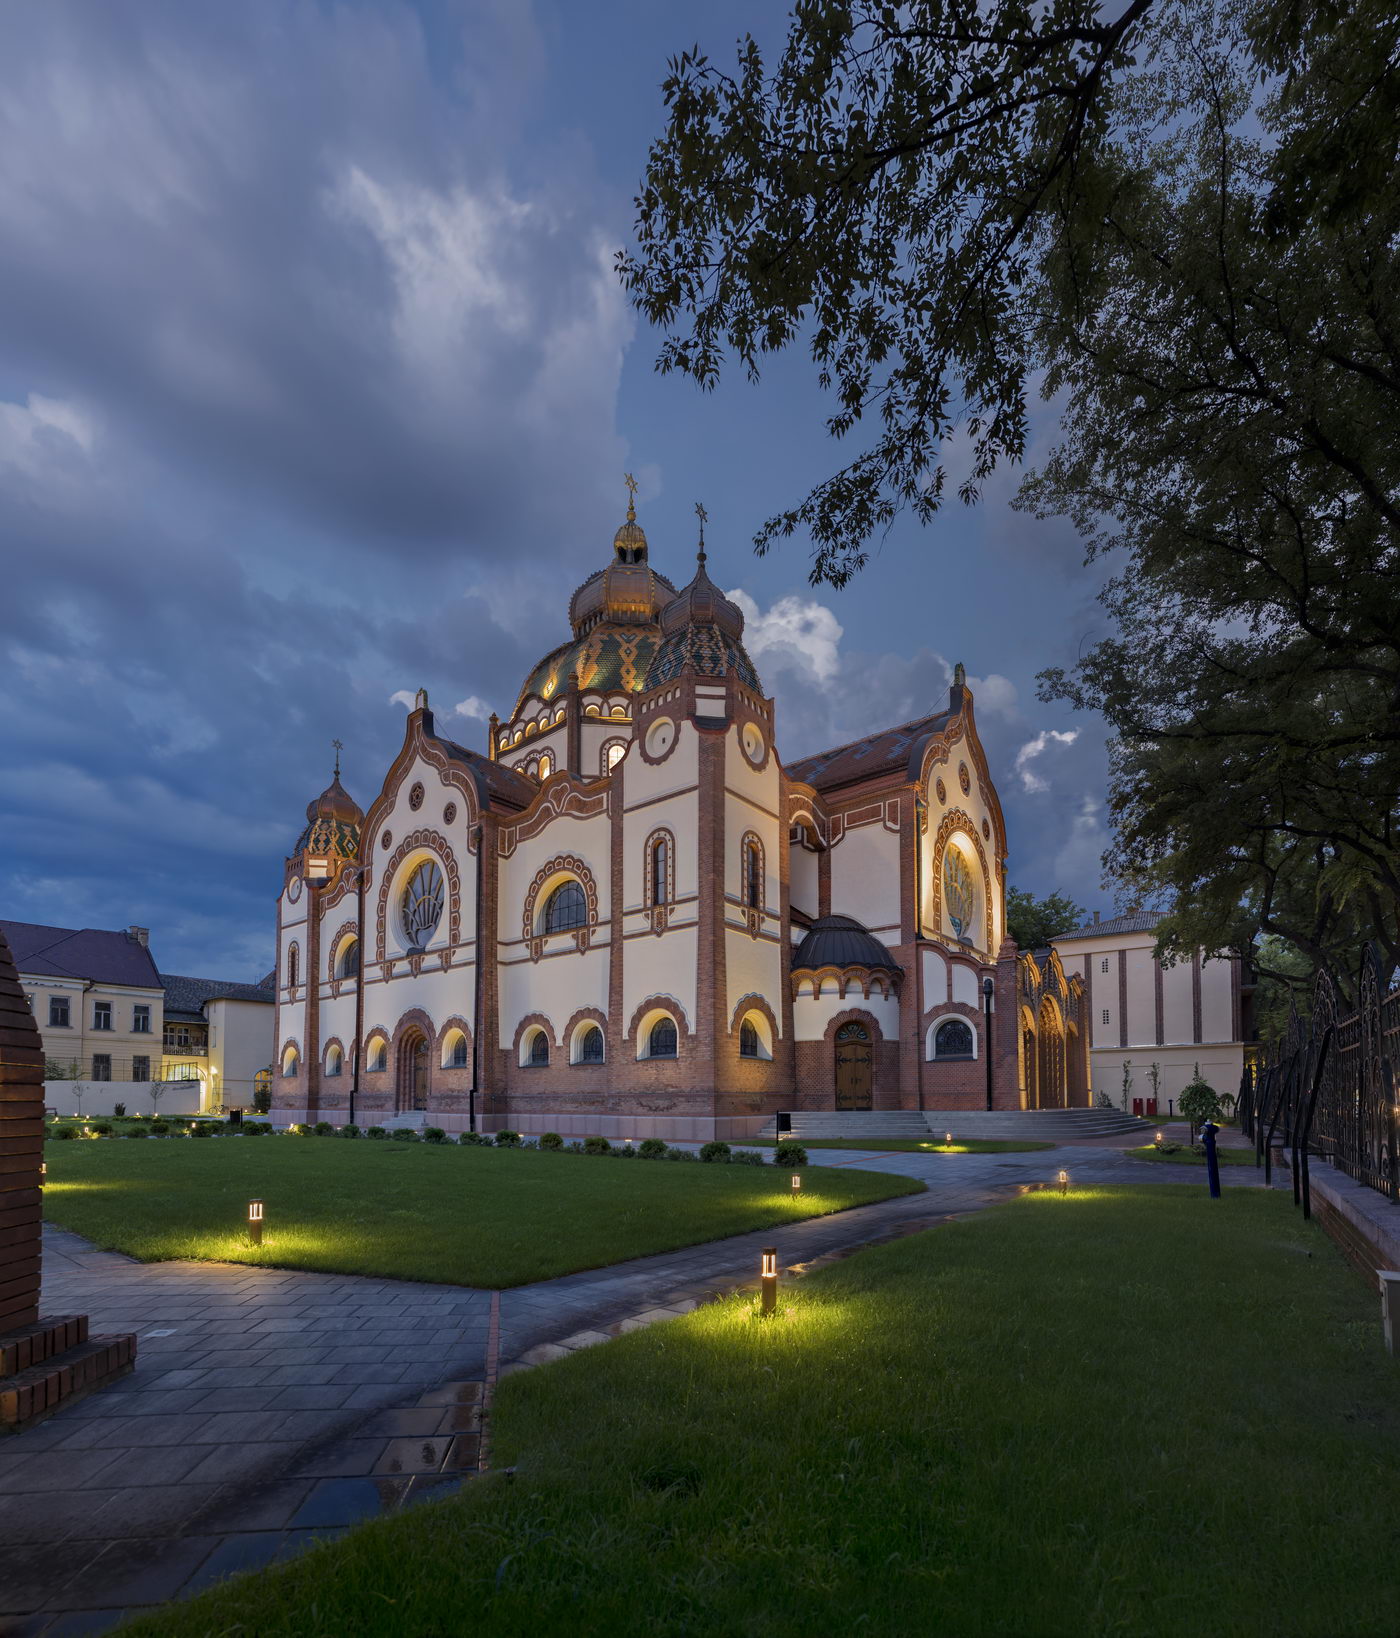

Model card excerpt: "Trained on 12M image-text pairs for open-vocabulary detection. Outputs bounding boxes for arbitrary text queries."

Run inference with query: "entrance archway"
[397,1031,429,1113]
[834,1021,873,1110]
[1035,997,1065,1109]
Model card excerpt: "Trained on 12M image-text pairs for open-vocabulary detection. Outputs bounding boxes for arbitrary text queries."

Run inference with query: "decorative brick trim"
[499,779,610,856]
[624,993,691,1051]
[561,1006,609,1063]
[512,1012,557,1066]
[521,853,601,960]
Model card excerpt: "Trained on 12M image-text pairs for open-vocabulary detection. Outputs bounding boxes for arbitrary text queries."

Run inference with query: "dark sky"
[0,0,1113,980]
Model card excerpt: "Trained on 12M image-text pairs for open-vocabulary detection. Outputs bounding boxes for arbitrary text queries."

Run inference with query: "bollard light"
[248,1198,264,1245]
[1058,1169,1069,1196]
[1155,1131,1163,1145]
[791,1173,802,1193]
[945,1132,952,1145]
[760,1247,778,1317]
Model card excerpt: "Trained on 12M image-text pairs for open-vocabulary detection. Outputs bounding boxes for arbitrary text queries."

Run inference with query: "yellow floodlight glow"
[1057,1169,1069,1196]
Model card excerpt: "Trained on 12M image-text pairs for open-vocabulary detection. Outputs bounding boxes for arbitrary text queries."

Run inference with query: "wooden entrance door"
[834,1022,873,1110]
[411,1037,429,1110]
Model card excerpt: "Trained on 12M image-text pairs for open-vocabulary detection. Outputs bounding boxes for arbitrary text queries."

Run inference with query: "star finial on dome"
[694,500,708,565]
[624,471,639,523]
[332,738,343,778]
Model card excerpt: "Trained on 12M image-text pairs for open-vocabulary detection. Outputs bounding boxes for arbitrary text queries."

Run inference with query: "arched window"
[282,1046,299,1077]
[326,1045,342,1077]
[743,838,761,910]
[542,880,587,934]
[401,859,444,948]
[336,938,360,980]
[443,1030,469,1069]
[739,1019,759,1058]
[650,835,669,907]
[577,1025,604,1064]
[935,1019,975,1058]
[647,1017,678,1058]
[529,1030,550,1066]
[605,741,626,772]
[286,944,299,988]
[368,1041,387,1072]
[538,752,552,780]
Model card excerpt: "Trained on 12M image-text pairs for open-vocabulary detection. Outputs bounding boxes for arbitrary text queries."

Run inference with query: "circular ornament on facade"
[443,802,457,826]
[982,818,991,840]
[958,761,971,795]
[381,828,392,850]
[409,782,425,811]
[741,722,766,765]
[935,777,947,805]
[645,717,676,759]
[286,876,302,903]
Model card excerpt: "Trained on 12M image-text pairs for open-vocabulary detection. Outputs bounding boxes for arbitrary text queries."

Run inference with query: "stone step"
[757,1109,1156,1141]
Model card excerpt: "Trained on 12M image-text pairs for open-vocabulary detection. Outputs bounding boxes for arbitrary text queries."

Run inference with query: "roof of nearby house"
[160,973,276,1023]
[783,709,953,794]
[1056,911,1165,942]
[1,920,163,988]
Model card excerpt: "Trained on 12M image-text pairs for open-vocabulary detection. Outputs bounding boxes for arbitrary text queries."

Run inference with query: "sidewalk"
[0,1143,1260,1634]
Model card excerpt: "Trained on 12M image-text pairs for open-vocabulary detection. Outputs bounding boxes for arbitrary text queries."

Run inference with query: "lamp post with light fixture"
[982,975,995,1110]
[760,1248,777,1317]
[1058,1169,1069,1196]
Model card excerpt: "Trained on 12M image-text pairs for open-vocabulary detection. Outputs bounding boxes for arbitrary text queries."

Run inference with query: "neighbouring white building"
[1053,911,1253,1115]
[271,489,1089,1140]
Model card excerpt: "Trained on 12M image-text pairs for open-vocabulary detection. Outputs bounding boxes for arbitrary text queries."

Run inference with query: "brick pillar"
[0,925,136,1432]
[993,939,1021,1110]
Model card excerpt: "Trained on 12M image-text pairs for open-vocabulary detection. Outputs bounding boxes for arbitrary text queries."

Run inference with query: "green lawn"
[118,1186,1400,1638]
[1126,1143,1258,1167]
[787,1136,1053,1153]
[41,1140,919,1288]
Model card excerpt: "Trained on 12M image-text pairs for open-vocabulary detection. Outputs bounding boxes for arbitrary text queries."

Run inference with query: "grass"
[41,1139,920,1288]
[1126,1143,1258,1167]
[118,1186,1400,1638]
[790,1136,1054,1153]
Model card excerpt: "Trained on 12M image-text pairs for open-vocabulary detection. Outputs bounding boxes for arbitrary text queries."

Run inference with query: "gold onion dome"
[294,758,363,859]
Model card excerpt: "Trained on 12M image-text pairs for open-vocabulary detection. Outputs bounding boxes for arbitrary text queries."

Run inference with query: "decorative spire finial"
[953,661,966,689]
[624,471,639,523]
[694,500,708,565]
[332,738,343,778]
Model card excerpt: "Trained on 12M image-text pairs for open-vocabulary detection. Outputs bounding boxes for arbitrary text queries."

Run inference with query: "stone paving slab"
[0,1144,1261,1634]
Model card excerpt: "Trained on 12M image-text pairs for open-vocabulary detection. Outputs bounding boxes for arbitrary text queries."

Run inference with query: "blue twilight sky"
[0,0,1114,980]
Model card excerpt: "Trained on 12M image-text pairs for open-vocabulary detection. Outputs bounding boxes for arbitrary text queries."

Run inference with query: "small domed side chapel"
[271,485,1088,1139]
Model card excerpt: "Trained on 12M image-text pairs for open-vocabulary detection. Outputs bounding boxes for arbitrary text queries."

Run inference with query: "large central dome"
[512,495,676,712]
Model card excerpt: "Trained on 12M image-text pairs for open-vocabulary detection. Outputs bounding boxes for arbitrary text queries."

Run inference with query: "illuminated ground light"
[760,1247,778,1317]
[791,1173,802,1193]
[248,1198,265,1246]
[1058,1169,1069,1196]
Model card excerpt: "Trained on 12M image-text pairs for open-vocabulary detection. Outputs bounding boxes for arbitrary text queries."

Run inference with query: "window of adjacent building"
[739,1019,759,1058]
[542,880,587,934]
[48,996,70,1028]
[93,1001,112,1031]
[647,1017,678,1059]
[1101,957,1110,973]
[92,1054,111,1081]
[1101,1008,1110,1025]
[577,1025,604,1064]
[934,1019,975,1058]
[133,1055,150,1081]
[133,1004,151,1033]
[528,1031,550,1066]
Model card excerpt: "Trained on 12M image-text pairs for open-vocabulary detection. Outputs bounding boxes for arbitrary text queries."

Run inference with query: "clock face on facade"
[943,846,977,941]
[286,876,302,903]
[741,722,766,765]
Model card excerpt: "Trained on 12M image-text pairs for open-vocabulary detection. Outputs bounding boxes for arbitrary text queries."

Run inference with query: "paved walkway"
[0,1144,1262,1634]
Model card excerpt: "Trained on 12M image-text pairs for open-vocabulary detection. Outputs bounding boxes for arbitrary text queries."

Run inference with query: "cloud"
[454,697,491,721]
[389,690,419,711]
[1053,794,1109,896]
[729,589,843,684]
[1014,729,1080,793]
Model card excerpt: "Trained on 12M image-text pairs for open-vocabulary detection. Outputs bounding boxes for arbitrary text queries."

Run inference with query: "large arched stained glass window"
[648,1017,678,1058]
[943,845,977,941]
[542,880,587,934]
[401,860,444,948]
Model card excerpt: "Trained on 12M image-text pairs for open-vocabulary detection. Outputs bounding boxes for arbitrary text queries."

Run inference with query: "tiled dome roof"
[294,770,362,860]
[643,550,761,691]
[792,915,901,973]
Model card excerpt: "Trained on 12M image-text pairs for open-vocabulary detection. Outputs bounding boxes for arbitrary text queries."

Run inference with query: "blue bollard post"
[1201,1119,1222,1199]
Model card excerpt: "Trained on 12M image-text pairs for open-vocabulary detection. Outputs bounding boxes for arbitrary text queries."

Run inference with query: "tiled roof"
[160,973,276,1019]
[432,734,539,811]
[792,915,901,973]
[783,709,952,793]
[1056,911,1165,941]
[2,920,162,988]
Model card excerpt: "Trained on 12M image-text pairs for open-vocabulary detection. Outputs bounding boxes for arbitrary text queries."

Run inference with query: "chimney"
[1093,910,1100,924]
[127,926,149,948]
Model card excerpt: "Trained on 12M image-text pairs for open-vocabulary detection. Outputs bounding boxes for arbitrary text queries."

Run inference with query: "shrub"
[565,1141,585,1153]
[1178,1068,1223,1127]
[422,1126,447,1144]
[458,1130,490,1145]
[392,1128,419,1142]
[664,1145,698,1162]
[51,1125,77,1141]
[150,1120,170,1135]
[494,1130,522,1147]
[252,1086,272,1115]
[638,1137,668,1160]
[113,1102,126,1117]
[189,1122,211,1138]
[314,1121,335,1136]
[90,1122,113,1136]
[341,1123,361,1139]
[126,1128,149,1140]
[774,1142,809,1168]
[1155,1140,1183,1155]
[366,1125,389,1140]
[539,1131,564,1151]
[731,1148,765,1166]
[583,1135,612,1155]
[614,1142,636,1158]
[699,1140,732,1163]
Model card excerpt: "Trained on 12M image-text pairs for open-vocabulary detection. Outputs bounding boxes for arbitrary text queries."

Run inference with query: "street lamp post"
[982,975,995,1111]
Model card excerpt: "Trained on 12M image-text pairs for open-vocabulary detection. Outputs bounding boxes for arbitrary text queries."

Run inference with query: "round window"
[401,859,444,948]
[645,717,676,758]
[741,722,765,765]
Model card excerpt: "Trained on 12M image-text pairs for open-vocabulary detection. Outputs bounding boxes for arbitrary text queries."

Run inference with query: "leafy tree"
[1178,1067,1222,1127]
[625,1,1400,979]
[1250,934,1316,1047]
[1005,886,1086,950]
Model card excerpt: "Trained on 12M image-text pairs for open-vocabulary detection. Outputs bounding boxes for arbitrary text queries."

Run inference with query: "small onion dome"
[294,771,363,860]
[792,915,902,974]
[643,549,762,690]
[567,496,676,635]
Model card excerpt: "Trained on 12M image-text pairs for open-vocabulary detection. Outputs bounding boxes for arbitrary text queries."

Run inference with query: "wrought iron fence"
[1238,944,1400,1218]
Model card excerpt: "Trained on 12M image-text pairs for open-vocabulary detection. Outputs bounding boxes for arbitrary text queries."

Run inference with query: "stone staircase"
[376,1110,429,1133]
[757,1108,1155,1142]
